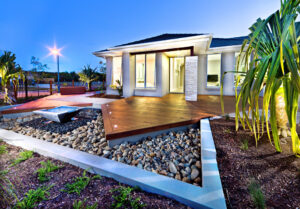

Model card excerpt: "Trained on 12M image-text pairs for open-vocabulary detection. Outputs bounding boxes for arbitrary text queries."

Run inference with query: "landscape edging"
[0,118,226,209]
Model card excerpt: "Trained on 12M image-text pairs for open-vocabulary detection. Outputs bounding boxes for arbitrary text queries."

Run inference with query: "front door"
[170,57,185,93]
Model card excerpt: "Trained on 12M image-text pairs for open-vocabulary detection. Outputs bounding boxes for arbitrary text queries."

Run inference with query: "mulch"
[0,141,188,209]
[210,118,300,209]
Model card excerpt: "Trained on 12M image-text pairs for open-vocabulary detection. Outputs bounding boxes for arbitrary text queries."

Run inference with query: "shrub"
[241,139,249,151]
[110,186,146,209]
[0,169,18,207]
[248,180,266,209]
[73,199,98,209]
[63,170,101,195]
[35,160,61,182]
[0,145,7,155]
[15,185,53,209]
[11,151,33,166]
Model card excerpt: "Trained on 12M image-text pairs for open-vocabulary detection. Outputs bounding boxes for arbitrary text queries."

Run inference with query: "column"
[221,52,235,96]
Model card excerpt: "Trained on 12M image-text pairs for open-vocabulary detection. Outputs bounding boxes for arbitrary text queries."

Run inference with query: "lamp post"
[56,54,60,93]
[48,46,62,93]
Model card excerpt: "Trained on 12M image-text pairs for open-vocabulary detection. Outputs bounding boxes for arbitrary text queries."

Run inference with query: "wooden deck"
[101,94,238,140]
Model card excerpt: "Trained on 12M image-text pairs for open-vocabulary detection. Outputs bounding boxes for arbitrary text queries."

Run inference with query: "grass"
[0,144,7,155]
[11,151,33,167]
[248,180,266,209]
[240,139,249,151]
[110,186,146,209]
[15,184,53,209]
[0,169,18,207]
[73,199,98,209]
[62,170,101,195]
[35,160,62,182]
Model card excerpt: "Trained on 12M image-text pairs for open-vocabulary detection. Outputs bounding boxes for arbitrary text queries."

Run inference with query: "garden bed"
[0,140,188,208]
[0,110,202,186]
[210,118,300,208]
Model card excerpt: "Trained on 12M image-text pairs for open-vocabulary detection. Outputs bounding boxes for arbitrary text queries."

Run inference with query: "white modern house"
[93,33,248,101]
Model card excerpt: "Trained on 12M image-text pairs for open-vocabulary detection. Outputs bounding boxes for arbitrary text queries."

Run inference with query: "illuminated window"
[112,57,122,85]
[235,52,250,85]
[135,54,156,88]
[207,54,221,87]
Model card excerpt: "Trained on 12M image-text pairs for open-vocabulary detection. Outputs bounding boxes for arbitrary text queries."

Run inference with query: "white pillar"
[185,56,198,101]
[221,52,235,96]
[122,52,134,97]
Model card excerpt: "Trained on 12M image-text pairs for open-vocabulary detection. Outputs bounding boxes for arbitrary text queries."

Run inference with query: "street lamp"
[48,46,62,93]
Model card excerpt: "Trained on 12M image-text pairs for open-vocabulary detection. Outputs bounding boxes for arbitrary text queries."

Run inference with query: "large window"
[135,53,156,88]
[112,57,122,85]
[207,54,221,87]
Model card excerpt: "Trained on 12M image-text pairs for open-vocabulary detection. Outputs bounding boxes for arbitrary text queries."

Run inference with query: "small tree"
[78,65,98,91]
[222,0,300,156]
[0,51,24,103]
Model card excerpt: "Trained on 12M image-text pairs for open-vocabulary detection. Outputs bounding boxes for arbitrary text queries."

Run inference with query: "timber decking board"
[102,94,237,140]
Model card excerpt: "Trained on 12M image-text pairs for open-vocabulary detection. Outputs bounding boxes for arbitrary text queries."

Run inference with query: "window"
[135,53,156,88]
[207,54,221,87]
[235,52,250,85]
[112,57,122,85]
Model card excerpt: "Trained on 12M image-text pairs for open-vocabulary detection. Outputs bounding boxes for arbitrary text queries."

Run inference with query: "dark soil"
[21,108,101,134]
[0,141,188,209]
[210,118,300,209]
[89,93,121,99]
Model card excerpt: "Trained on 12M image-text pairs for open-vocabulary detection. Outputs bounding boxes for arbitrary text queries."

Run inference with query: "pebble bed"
[0,109,202,186]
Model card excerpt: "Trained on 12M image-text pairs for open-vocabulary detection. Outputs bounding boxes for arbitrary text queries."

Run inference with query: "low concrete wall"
[0,118,226,208]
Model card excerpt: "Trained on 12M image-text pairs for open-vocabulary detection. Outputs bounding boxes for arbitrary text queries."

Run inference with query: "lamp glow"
[47,44,63,93]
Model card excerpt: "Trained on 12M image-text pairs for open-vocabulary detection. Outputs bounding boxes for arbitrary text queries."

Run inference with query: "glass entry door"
[170,57,185,93]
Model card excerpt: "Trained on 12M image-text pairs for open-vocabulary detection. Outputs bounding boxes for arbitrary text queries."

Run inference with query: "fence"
[1,81,106,100]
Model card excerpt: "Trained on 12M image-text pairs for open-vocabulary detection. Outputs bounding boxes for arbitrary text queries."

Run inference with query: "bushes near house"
[72,199,98,209]
[0,145,7,155]
[15,185,53,209]
[11,150,33,166]
[35,160,62,182]
[248,180,266,209]
[63,170,101,195]
[110,186,146,209]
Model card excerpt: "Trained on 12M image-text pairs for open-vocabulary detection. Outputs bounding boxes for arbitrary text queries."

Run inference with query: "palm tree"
[228,0,300,156]
[78,65,98,91]
[0,51,24,103]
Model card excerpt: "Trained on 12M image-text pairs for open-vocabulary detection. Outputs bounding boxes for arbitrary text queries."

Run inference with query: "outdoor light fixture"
[48,45,63,93]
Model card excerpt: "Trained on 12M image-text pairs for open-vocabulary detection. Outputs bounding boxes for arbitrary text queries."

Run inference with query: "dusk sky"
[0,0,280,73]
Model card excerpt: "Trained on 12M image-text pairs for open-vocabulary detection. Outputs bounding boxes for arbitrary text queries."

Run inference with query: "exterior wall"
[197,53,236,96]
[105,57,119,95]
[107,47,238,98]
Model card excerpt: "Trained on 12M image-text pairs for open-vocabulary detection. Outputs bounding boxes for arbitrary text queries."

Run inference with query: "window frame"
[206,53,222,88]
[135,53,156,89]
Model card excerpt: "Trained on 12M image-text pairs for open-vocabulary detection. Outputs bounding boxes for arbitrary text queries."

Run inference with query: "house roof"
[210,36,248,48]
[94,34,249,54]
[114,33,206,47]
